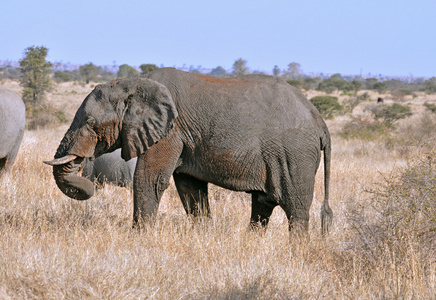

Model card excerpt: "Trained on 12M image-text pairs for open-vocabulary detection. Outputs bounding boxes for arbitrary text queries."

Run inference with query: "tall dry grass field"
[0,81,435,299]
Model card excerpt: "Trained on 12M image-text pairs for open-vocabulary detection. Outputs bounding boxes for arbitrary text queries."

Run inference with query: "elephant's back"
[147,68,326,151]
[146,68,315,126]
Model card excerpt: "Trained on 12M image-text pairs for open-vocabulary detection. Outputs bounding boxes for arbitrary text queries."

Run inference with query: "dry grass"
[0,81,435,299]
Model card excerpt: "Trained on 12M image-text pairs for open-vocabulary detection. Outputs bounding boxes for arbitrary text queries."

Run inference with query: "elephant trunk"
[50,157,95,200]
[44,122,98,200]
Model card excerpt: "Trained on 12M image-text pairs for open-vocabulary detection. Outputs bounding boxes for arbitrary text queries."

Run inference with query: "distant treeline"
[1,60,436,95]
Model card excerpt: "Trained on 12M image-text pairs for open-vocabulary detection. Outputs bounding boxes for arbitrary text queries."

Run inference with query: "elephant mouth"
[45,154,95,200]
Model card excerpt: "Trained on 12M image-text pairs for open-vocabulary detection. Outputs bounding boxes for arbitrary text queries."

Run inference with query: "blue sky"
[1,0,435,77]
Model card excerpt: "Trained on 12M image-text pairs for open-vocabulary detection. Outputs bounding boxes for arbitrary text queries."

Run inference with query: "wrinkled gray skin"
[0,86,25,178]
[82,148,137,187]
[45,68,333,235]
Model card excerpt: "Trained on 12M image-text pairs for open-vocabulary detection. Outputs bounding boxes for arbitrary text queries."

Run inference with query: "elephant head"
[44,78,177,200]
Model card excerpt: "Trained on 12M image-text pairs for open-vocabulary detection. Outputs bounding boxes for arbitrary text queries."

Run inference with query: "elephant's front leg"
[132,137,183,226]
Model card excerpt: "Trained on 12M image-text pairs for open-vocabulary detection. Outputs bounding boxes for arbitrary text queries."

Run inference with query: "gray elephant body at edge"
[0,86,25,178]
[45,68,333,235]
[82,148,137,187]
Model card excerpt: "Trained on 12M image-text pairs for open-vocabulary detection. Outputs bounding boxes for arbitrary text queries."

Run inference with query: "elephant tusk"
[44,154,78,166]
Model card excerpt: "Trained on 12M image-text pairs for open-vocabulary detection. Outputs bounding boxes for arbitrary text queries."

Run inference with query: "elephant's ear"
[120,78,178,161]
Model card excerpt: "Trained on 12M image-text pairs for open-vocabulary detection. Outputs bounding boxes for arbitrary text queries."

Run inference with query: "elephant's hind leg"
[263,133,319,237]
[173,173,210,217]
[279,157,318,236]
[250,192,277,229]
[281,194,313,233]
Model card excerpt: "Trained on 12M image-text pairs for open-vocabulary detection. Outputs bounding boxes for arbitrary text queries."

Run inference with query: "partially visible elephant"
[82,148,137,187]
[45,68,333,235]
[0,86,25,178]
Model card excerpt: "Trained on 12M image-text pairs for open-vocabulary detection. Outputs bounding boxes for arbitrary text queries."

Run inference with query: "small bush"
[340,118,392,141]
[424,102,436,113]
[310,95,343,119]
[26,104,68,130]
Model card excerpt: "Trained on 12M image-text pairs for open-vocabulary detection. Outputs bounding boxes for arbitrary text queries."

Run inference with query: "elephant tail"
[321,135,333,235]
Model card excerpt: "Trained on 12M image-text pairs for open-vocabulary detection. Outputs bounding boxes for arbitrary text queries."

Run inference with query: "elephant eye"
[86,117,96,127]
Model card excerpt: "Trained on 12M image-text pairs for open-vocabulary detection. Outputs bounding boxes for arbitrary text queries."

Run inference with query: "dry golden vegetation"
[0,80,435,299]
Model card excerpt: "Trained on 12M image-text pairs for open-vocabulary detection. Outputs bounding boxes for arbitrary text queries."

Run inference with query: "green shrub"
[365,103,412,126]
[373,103,412,125]
[310,95,343,119]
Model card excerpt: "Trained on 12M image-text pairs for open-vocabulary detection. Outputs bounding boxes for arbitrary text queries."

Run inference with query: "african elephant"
[45,68,333,234]
[0,86,25,178]
[82,148,137,187]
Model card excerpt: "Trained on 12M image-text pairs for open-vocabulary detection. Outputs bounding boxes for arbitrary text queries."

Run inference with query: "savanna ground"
[1,80,435,299]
